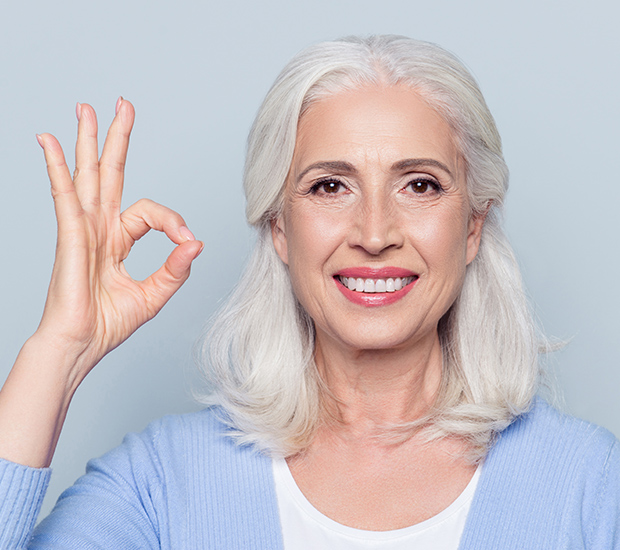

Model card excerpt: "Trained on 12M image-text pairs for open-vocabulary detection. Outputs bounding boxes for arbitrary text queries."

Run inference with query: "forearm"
[0,335,86,468]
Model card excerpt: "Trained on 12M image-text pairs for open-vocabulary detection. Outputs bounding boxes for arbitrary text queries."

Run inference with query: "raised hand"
[35,99,203,375]
[0,99,203,467]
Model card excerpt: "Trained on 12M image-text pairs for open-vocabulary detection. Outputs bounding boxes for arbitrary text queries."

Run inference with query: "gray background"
[1,0,618,518]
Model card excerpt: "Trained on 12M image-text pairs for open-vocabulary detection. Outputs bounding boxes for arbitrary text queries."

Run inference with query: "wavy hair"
[197,35,544,460]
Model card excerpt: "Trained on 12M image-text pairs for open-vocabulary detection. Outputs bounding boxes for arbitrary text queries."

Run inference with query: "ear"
[465,203,490,265]
[271,215,289,265]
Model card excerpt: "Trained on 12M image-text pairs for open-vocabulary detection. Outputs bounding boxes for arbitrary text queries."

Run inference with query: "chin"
[321,323,432,354]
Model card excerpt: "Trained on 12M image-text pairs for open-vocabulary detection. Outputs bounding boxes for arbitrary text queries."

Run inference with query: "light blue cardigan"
[1,400,619,549]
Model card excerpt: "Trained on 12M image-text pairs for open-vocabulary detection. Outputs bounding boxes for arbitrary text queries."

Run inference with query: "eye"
[406,177,442,196]
[309,178,346,195]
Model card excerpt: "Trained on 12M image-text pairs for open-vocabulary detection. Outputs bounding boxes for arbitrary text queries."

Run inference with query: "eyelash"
[405,177,443,195]
[308,178,347,195]
[307,176,444,196]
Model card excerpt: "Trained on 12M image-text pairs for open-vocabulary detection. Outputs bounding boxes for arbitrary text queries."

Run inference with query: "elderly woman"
[0,35,618,548]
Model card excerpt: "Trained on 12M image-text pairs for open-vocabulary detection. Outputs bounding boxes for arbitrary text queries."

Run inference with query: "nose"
[348,191,404,255]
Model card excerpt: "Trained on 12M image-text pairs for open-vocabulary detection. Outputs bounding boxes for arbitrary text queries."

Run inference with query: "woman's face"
[272,84,485,354]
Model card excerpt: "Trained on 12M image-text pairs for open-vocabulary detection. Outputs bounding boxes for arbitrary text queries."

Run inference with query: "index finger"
[120,198,196,248]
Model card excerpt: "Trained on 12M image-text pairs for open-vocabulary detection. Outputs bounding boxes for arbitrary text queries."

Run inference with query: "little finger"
[38,133,84,237]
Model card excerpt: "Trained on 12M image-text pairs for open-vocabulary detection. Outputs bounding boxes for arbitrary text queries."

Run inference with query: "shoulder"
[31,409,231,547]
[59,408,233,503]
[121,407,280,547]
[96,406,274,492]
[134,406,231,452]
[495,398,619,468]
[97,406,258,482]
[462,399,620,548]
[86,407,227,465]
[34,407,279,547]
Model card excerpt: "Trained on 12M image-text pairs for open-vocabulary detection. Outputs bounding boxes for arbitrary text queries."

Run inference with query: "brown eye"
[407,179,440,195]
[310,179,345,195]
[413,181,429,193]
[322,181,341,193]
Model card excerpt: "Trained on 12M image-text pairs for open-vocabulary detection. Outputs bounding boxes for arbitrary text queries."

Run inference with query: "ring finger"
[74,103,100,210]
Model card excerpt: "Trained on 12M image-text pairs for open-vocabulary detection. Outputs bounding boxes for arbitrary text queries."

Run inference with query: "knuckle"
[73,164,98,181]
[99,158,126,174]
[102,199,121,211]
[48,158,68,170]
[50,186,74,200]
[135,198,154,209]
[82,197,101,209]
[120,207,139,223]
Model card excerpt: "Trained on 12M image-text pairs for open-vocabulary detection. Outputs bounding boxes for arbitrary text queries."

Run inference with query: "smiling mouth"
[336,275,418,293]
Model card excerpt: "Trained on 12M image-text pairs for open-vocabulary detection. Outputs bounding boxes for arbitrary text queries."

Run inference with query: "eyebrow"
[296,161,357,183]
[391,158,454,179]
[296,158,454,183]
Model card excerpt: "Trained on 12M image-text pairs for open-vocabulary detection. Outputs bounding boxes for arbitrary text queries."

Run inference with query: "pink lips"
[333,267,418,307]
[336,267,416,279]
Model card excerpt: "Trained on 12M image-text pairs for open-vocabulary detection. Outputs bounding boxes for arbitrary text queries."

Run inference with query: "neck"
[314,330,443,436]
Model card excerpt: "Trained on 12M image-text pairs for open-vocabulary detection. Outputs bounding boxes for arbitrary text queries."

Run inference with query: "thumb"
[139,239,204,311]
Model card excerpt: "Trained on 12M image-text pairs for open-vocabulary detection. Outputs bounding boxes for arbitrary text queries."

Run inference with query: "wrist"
[0,336,91,467]
[20,332,94,395]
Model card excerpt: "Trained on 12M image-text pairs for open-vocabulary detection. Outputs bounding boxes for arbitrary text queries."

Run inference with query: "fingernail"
[115,96,124,115]
[76,102,82,121]
[196,242,205,257]
[179,226,196,241]
[36,134,44,149]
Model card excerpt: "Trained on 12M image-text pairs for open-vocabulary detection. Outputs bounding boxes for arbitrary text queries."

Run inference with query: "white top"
[273,457,481,550]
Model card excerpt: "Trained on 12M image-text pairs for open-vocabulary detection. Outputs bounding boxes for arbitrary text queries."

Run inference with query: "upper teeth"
[338,276,416,293]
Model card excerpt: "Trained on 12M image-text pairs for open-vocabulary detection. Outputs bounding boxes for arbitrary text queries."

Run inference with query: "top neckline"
[272,456,482,540]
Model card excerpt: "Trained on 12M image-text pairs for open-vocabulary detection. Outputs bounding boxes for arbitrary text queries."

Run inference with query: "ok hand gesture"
[0,99,203,468]
[35,99,203,377]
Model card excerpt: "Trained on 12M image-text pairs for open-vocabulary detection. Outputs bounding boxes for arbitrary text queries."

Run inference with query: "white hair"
[197,35,545,460]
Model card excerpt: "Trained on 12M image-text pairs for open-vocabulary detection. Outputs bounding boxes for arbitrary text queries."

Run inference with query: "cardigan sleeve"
[0,419,168,549]
[0,459,51,549]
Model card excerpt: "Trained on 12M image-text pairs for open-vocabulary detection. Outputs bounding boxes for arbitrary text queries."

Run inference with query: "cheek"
[286,207,350,271]
[283,206,352,318]
[406,208,471,269]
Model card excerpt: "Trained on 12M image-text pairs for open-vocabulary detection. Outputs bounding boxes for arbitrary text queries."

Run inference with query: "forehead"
[292,84,460,175]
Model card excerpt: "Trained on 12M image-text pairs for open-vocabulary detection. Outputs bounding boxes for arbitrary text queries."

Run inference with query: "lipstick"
[333,267,418,307]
